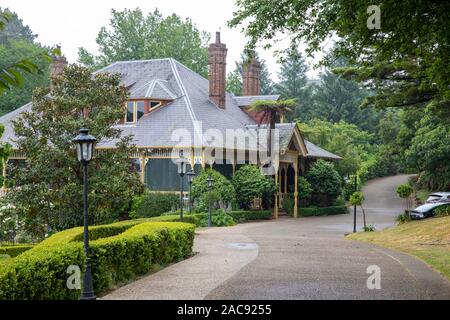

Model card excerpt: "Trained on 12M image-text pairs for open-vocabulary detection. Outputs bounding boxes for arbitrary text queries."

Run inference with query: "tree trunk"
[362,205,367,230]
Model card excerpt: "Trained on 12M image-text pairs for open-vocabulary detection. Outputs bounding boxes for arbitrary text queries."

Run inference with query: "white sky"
[2,0,322,80]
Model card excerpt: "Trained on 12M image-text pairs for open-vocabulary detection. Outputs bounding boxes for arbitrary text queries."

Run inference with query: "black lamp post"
[176,155,188,222]
[72,128,97,300]
[206,174,214,227]
[187,169,196,215]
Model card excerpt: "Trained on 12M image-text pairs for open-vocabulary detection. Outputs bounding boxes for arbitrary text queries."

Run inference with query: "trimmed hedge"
[148,214,205,226]
[0,244,34,258]
[227,210,272,222]
[298,205,349,217]
[0,220,195,299]
[130,192,179,218]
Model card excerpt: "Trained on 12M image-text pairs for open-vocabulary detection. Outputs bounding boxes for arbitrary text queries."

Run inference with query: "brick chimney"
[242,52,261,96]
[50,47,68,80]
[208,32,227,108]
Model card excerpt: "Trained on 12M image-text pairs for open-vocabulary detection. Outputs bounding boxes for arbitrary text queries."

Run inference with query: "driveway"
[103,174,450,300]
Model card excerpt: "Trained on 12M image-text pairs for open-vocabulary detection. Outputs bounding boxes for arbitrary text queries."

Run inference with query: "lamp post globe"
[186,169,196,215]
[176,155,188,222]
[72,128,96,300]
[206,174,214,227]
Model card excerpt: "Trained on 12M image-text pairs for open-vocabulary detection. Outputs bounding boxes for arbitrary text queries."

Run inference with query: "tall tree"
[311,70,377,132]
[273,48,312,121]
[0,8,36,44]
[78,8,210,77]
[8,65,143,238]
[226,67,242,96]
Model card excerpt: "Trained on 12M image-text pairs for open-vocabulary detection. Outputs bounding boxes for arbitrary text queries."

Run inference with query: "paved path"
[103,174,450,300]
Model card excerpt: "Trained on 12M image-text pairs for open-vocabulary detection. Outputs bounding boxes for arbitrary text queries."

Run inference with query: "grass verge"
[347,216,450,281]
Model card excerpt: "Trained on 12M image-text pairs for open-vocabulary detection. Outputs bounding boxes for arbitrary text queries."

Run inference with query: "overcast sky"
[2,0,322,80]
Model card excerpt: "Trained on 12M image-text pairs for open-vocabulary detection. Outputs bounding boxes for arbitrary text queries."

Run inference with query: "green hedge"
[227,210,272,222]
[0,244,34,258]
[147,214,205,226]
[0,220,195,299]
[298,205,349,217]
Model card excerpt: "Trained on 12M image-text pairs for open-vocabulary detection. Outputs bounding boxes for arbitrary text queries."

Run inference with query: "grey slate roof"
[305,140,342,160]
[0,58,340,161]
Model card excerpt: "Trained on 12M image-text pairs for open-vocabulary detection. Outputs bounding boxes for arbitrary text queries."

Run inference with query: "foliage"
[226,210,272,223]
[230,1,449,111]
[232,165,276,210]
[0,244,33,257]
[210,210,236,227]
[349,192,364,206]
[298,176,312,200]
[306,160,342,196]
[0,201,22,243]
[130,191,179,219]
[435,205,450,218]
[7,65,144,238]
[298,205,348,217]
[0,220,195,299]
[395,212,412,225]
[191,169,235,209]
[148,214,204,226]
[0,40,50,115]
[396,184,413,199]
[226,67,242,96]
[363,225,376,232]
[0,9,59,96]
[298,119,376,177]
[343,175,360,201]
[78,8,210,77]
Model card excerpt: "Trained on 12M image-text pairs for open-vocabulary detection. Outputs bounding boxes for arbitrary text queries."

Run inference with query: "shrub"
[232,165,276,210]
[306,160,342,196]
[435,204,450,217]
[0,220,195,299]
[298,176,313,200]
[130,191,179,218]
[343,175,361,201]
[148,214,204,226]
[0,244,34,257]
[395,212,411,224]
[211,212,236,227]
[282,194,294,216]
[191,169,235,209]
[294,205,348,217]
[226,210,272,222]
[364,225,376,232]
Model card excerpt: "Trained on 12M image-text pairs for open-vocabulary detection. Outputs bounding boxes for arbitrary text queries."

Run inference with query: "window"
[149,101,161,109]
[125,100,145,123]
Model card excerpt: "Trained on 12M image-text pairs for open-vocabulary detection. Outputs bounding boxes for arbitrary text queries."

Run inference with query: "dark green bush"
[0,244,34,257]
[148,214,204,226]
[306,160,342,196]
[290,205,349,217]
[211,212,236,227]
[0,220,195,299]
[232,165,276,210]
[283,194,294,216]
[191,169,235,209]
[226,210,272,222]
[130,192,179,218]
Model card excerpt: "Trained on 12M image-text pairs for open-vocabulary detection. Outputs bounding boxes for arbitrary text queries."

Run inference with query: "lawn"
[347,216,450,281]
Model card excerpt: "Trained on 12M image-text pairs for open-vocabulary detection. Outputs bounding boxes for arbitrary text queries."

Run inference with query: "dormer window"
[125,100,145,123]
[124,100,163,124]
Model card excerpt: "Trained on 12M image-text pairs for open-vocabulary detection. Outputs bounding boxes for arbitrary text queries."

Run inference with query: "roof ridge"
[168,58,203,146]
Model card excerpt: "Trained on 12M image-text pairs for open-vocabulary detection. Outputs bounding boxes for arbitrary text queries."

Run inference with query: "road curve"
[103,175,450,300]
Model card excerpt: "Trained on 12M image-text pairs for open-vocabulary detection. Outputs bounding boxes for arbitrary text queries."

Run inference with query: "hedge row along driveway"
[0,220,195,299]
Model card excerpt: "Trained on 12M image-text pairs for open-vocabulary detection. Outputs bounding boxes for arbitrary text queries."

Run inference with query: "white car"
[425,192,450,203]
[410,202,449,220]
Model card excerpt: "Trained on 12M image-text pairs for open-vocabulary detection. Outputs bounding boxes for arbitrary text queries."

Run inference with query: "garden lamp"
[72,128,96,300]
[187,169,196,215]
[206,174,214,227]
[176,155,188,222]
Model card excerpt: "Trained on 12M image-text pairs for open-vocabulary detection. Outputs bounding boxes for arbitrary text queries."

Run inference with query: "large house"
[0,32,341,218]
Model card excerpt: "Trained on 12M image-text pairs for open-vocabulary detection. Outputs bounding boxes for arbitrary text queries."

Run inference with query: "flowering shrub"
[0,202,23,243]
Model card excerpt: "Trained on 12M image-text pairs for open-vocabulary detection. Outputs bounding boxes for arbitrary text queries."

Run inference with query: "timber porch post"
[294,158,299,218]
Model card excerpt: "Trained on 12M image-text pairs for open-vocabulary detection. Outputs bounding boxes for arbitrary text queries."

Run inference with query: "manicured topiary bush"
[231,165,276,210]
[0,220,195,299]
[130,191,179,218]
